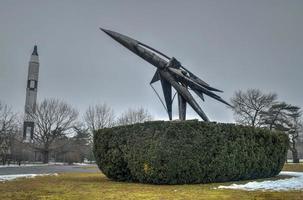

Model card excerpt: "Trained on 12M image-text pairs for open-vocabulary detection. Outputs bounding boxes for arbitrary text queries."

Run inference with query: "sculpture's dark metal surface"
[101,28,232,121]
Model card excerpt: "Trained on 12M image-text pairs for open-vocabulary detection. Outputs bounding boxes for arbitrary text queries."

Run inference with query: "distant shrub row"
[93,120,288,184]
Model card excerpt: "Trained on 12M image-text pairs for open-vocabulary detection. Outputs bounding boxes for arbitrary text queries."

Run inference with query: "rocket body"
[23,46,39,142]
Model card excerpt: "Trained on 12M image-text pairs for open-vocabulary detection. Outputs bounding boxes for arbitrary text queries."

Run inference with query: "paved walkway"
[0,164,99,175]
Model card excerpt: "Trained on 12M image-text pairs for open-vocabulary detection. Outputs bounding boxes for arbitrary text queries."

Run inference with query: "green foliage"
[93,120,288,184]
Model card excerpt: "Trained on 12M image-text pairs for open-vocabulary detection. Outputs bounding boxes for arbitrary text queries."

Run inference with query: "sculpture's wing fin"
[213,96,233,107]
[160,78,172,120]
[150,70,172,120]
[178,93,187,120]
[205,91,233,107]
[180,66,209,86]
[150,69,161,84]
[202,85,223,93]
[181,66,223,93]
[193,89,205,101]
[187,81,232,107]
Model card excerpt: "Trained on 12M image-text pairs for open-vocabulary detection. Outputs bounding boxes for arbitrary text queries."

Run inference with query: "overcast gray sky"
[0,0,302,122]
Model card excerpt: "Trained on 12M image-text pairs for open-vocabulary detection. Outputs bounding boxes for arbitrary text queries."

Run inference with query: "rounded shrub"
[93,120,288,184]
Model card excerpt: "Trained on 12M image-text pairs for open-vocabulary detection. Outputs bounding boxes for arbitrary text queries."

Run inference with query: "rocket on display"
[101,28,232,121]
[23,45,39,142]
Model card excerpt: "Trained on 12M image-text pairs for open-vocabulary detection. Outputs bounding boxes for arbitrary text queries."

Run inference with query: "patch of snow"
[0,162,92,168]
[73,163,93,166]
[0,173,58,182]
[286,159,303,163]
[0,164,49,168]
[217,171,303,191]
[48,162,67,165]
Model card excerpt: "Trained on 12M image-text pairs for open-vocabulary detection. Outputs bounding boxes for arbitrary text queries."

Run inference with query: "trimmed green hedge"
[93,120,288,184]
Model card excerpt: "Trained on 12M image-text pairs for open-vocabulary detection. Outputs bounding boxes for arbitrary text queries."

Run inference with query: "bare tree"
[29,98,78,163]
[230,89,277,127]
[84,104,115,132]
[116,107,153,126]
[0,101,18,165]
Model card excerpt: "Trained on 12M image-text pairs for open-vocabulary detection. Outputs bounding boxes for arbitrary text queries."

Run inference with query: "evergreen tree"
[261,102,302,163]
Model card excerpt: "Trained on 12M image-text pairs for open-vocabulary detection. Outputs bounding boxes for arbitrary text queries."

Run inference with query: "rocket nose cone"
[100,28,118,39]
[100,28,109,34]
[32,45,38,56]
[100,28,139,50]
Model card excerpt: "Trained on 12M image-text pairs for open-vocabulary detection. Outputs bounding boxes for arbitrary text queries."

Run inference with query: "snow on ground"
[287,159,303,163]
[217,171,303,191]
[0,173,58,182]
[0,162,92,168]
[73,163,94,166]
[0,164,49,168]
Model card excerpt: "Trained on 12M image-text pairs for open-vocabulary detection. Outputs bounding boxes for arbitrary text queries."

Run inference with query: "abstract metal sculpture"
[101,28,232,121]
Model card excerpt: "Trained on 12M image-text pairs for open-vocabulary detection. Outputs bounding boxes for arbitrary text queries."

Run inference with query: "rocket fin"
[193,89,205,101]
[180,66,209,86]
[160,79,172,120]
[150,70,161,84]
[202,85,223,93]
[178,94,187,120]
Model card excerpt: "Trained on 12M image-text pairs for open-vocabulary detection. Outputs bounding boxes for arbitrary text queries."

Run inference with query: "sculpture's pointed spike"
[100,28,107,36]
[100,28,140,54]
[100,28,115,37]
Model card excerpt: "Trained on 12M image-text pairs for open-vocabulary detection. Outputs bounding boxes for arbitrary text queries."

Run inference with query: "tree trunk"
[291,138,300,163]
[1,154,7,165]
[42,150,49,163]
[292,149,299,163]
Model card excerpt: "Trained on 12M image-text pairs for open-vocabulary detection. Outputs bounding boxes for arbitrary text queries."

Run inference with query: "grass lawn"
[0,164,302,200]
[282,163,303,172]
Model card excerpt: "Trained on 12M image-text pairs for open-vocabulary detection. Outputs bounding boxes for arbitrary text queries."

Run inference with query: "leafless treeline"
[0,99,153,164]
[0,102,19,165]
